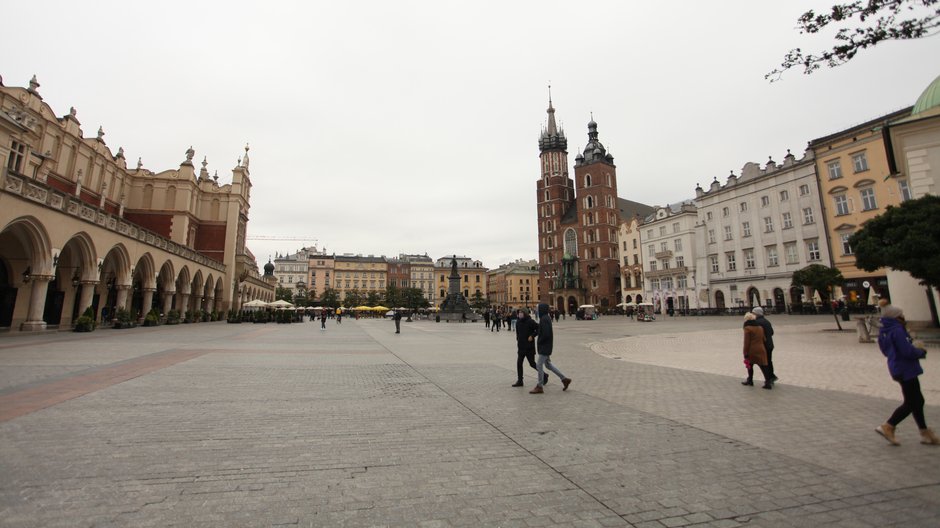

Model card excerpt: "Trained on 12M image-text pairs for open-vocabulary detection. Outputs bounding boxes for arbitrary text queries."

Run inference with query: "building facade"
[434,255,486,305]
[640,203,701,313]
[401,253,434,302]
[274,246,317,292]
[808,108,912,304]
[333,255,387,302]
[693,151,830,312]
[386,257,410,290]
[617,216,644,305]
[486,259,539,308]
[0,76,271,331]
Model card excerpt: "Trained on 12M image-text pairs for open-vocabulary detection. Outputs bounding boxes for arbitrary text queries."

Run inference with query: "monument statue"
[438,255,477,322]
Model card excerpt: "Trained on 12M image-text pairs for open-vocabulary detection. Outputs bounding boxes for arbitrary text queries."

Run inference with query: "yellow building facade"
[808,107,912,304]
[334,255,387,302]
[434,256,486,307]
[486,259,539,308]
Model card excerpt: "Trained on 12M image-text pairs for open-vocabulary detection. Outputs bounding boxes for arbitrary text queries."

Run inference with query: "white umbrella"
[813,290,822,304]
[618,302,637,307]
[243,299,267,308]
[867,288,878,306]
[268,299,294,309]
[579,304,595,309]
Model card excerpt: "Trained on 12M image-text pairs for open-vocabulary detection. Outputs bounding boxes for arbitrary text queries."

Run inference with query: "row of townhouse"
[618,97,934,315]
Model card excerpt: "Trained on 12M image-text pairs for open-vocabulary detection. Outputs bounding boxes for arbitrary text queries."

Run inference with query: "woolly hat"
[751,307,764,316]
[882,305,904,319]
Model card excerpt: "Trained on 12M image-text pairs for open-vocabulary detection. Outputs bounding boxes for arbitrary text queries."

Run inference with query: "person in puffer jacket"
[529,303,571,394]
[874,305,939,446]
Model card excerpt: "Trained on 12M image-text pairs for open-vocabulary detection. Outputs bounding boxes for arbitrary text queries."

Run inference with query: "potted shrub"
[166,309,181,325]
[113,308,136,329]
[143,308,160,327]
[74,307,97,332]
[183,310,194,323]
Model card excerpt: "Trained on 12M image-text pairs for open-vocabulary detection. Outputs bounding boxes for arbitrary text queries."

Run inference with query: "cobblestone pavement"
[0,315,938,527]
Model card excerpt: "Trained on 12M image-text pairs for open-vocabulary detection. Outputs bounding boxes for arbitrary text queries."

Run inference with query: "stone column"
[139,288,155,321]
[162,291,175,315]
[114,285,131,317]
[193,295,203,314]
[77,281,97,317]
[206,295,215,314]
[21,276,52,331]
[179,294,190,316]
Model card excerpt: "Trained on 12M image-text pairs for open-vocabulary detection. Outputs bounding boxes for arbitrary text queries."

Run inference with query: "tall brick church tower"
[536,94,622,314]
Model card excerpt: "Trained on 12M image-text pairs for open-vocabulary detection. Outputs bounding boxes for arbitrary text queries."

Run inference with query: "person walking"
[483,310,490,329]
[512,309,546,387]
[320,310,327,331]
[751,307,777,382]
[393,310,402,334]
[874,305,940,446]
[530,303,571,394]
[491,309,501,332]
[741,312,773,389]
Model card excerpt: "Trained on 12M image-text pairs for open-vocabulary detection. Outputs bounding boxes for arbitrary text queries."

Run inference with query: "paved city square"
[1,315,939,527]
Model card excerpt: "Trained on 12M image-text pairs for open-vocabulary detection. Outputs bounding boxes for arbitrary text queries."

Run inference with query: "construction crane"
[246,235,318,242]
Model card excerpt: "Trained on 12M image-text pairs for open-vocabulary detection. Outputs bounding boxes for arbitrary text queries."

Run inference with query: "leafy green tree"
[384,284,402,308]
[275,286,293,302]
[768,0,939,80]
[792,264,846,329]
[319,288,340,309]
[292,288,310,307]
[469,291,489,312]
[849,195,940,290]
[366,291,382,306]
[343,288,363,308]
[402,287,430,310]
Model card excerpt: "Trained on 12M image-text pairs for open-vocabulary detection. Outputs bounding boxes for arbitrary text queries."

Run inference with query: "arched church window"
[585,174,592,187]
[564,228,577,256]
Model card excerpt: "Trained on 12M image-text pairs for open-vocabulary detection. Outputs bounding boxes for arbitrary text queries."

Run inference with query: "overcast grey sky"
[3,1,938,268]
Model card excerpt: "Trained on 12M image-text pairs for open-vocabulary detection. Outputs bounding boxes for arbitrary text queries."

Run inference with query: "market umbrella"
[812,290,822,304]
[243,299,267,308]
[353,305,372,311]
[268,299,294,309]
[867,288,878,306]
[373,305,390,312]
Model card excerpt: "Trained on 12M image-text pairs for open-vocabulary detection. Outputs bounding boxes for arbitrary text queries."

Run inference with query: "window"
[677,275,687,288]
[709,255,719,273]
[706,211,713,220]
[633,239,637,249]
[671,222,679,233]
[651,278,660,290]
[661,259,670,270]
[564,228,578,256]
[803,207,815,225]
[782,212,793,229]
[659,226,667,236]
[647,244,655,256]
[860,188,877,211]
[660,241,668,252]
[722,207,729,217]
[675,255,684,268]
[799,184,810,196]
[763,217,774,233]
[785,242,799,264]
[724,226,733,240]
[744,249,755,269]
[780,190,789,201]
[827,160,843,180]
[742,221,751,237]
[761,196,770,207]
[585,174,592,186]
[674,238,682,251]
[662,277,673,290]
[647,229,653,238]
[708,229,716,244]
[740,202,748,212]
[833,194,849,215]
[840,233,854,255]
[852,152,869,173]
[649,261,657,271]
[807,240,821,261]
[766,246,779,267]
[726,252,737,271]
[898,179,913,202]
[7,140,26,173]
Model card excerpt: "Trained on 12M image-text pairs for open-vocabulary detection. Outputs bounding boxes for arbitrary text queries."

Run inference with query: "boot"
[562,378,572,391]
[920,428,940,445]
[529,385,544,394]
[875,423,900,445]
[741,379,754,386]
[511,381,523,387]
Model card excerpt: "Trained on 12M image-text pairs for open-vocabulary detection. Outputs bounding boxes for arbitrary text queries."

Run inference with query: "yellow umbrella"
[353,305,372,311]
[372,305,390,311]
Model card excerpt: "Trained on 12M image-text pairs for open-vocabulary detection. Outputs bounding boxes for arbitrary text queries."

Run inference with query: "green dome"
[912,73,940,115]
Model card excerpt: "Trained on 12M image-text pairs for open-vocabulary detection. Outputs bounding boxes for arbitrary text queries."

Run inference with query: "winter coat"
[878,317,926,381]
[743,320,768,366]
[754,315,774,352]
[515,314,538,353]
[536,303,553,356]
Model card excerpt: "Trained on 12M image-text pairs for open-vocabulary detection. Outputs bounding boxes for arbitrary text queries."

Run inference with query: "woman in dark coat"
[875,305,939,446]
[512,309,542,387]
[742,312,772,389]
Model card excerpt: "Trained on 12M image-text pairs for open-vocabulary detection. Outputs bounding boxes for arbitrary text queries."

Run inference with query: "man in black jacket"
[513,309,544,387]
[530,303,572,394]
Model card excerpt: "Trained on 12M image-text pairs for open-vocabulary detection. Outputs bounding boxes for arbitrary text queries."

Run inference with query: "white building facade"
[693,151,830,312]
[640,203,703,314]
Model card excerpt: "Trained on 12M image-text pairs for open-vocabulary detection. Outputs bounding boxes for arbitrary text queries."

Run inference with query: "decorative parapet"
[2,169,226,273]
